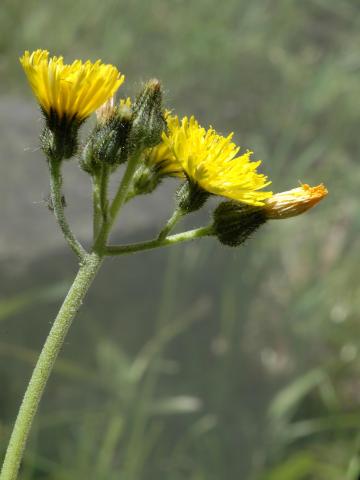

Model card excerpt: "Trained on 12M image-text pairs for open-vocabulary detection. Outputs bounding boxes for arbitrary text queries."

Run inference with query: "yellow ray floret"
[265,183,328,219]
[146,142,184,177]
[145,112,184,177]
[162,115,272,206]
[20,49,124,123]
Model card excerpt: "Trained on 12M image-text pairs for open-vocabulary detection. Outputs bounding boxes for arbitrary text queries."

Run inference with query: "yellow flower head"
[264,183,328,219]
[144,113,184,177]
[162,115,272,206]
[20,49,124,125]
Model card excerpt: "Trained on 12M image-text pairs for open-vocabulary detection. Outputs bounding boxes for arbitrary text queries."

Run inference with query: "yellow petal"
[20,49,124,124]
[264,183,328,219]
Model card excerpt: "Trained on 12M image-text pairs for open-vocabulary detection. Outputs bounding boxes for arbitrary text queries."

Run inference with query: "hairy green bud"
[176,180,210,214]
[131,164,162,198]
[41,110,81,161]
[213,201,267,247]
[80,107,132,174]
[130,79,166,150]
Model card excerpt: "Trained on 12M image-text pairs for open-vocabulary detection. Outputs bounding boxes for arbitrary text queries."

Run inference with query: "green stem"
[105,225,214,256]
[157,208,184,240]
[92,165,110,240]
[94,151,141,250]
[99,164,110,222]
[92,175,102,239]
[0,253,103,480]
[49,160,87,260]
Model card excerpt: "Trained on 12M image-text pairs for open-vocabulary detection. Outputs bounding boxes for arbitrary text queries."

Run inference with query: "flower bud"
[131,164,161,197]
[213,183,328,247]
[213,202,267,247]
[176,180,210,214]
[264,183,328,219]
[80,102,132,174]
[40,119,80,162]
[130,79,166,149]
[129,142,184,199]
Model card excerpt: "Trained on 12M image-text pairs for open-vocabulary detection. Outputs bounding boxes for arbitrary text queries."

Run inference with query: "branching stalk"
[99,164,110,222]
[106,225,214,256]
[49,159,87,260]
[157,208,184,240]
[94,151,142,250]
[92,174,102,239]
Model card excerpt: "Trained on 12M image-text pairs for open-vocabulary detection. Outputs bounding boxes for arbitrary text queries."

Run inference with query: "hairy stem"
[49,160,87,260]
[99,164,110,222]
[106,225,214,256]
[157,208,184,240]
[0,253,103,480]
[92,175,102,239]
[94,151,141,250]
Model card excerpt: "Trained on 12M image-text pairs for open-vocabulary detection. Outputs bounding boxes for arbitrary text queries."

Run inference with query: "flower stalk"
[93,150,143,251]
[157,207,184,240]
[92,174,102,239]
[48,159,87,260]
[107,225,214,256]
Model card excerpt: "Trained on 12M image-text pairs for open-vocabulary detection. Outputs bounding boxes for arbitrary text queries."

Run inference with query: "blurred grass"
[1,0,360,479]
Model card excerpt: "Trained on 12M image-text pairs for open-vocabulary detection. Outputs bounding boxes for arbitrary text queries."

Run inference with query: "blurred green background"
[1,0,360,479]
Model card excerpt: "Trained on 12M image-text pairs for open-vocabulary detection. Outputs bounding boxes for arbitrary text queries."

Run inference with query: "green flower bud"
[40,113,81,162]
[131,163,162,197]
[80,103,132,174]
[213,201,267,247]
[177,180,210,214]
[130,79,166,150]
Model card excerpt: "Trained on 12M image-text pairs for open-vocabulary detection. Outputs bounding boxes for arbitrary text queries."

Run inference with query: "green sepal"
[176,180,210,214]
[41,109,81,161]
[213,201,267,247]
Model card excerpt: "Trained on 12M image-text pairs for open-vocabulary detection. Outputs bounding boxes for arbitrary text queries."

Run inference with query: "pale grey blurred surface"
[0,96,179,262]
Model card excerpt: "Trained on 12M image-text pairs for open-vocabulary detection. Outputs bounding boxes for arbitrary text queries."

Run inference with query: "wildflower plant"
[0,50,328,480]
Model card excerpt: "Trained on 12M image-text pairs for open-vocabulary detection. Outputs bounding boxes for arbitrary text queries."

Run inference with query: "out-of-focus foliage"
[1,0,360,479]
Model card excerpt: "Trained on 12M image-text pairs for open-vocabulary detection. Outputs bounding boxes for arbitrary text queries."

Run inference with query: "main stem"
[1,151,140,479]
[0,253,103,480]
